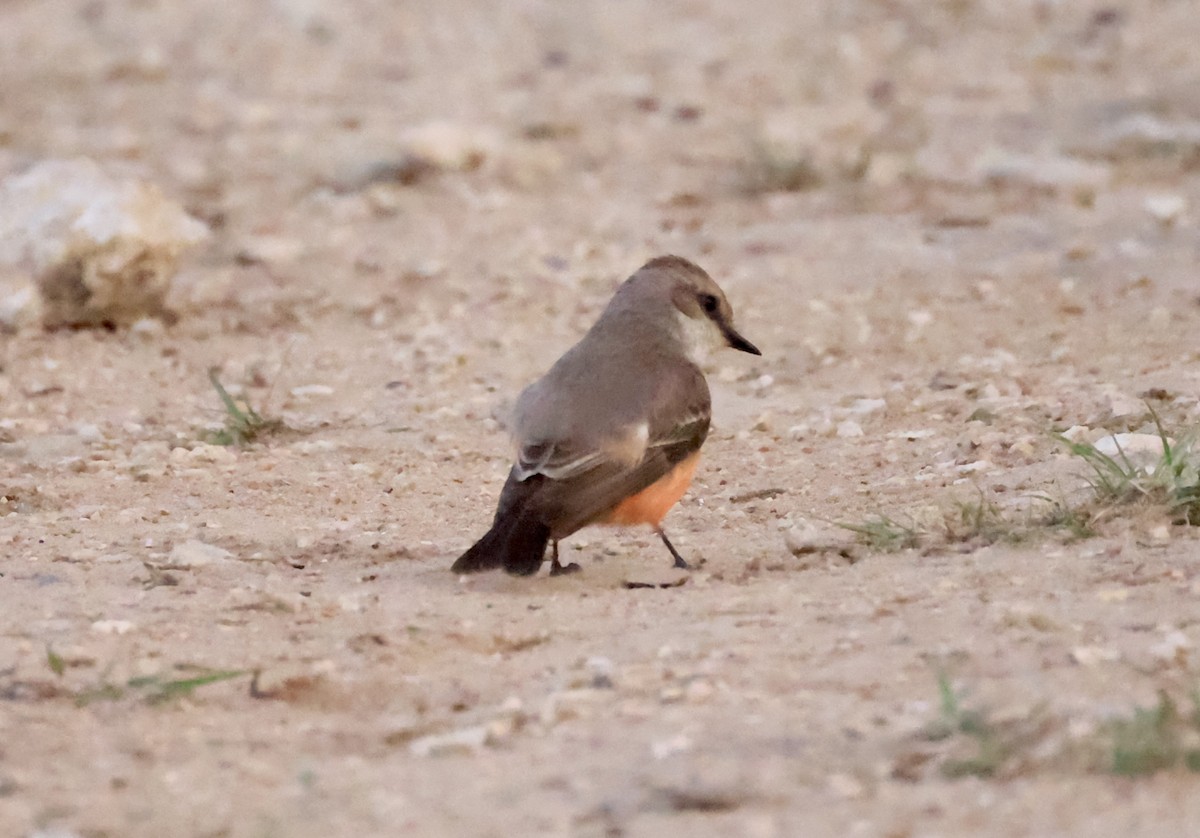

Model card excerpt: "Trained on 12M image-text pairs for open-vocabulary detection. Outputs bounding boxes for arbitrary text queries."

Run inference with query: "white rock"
[271,0,332,33]
[786,424,809,441]
[836,420,864,438]
[907,310,933,328]
[827,772,865,799]
[887,429,935,440]
[131,317,165,337]
[402,121,498,172]
[338,592,367,613]
[849,398,887,415]
[238,233,305,264]
[170,443,237,465]
[1096,113,1200,159]
[650,734,692,760]
[1070,646,1120,666]
[485,714,520,741]
[1144,193,1187,226]
[1149,630,1191,665]
[97,552,132,564]
[1060,425,1092,443]
[1105,392,1144,418]
[540,689,604,725]
[685,680,715,702]
[498,695,524,715]
[0,283,35,328]
[784,521,854,557]
[75,423,103,440]
[0,158,208,327]
[290,384,334,398]
[169,539,233,567]
[973,149,1110,191]
[1093,433,1170,473]
[1116,238,1149,258]
[585,656,615,685]
[750,374,774,393]
[408,725,491,757]
[91,619,135,635]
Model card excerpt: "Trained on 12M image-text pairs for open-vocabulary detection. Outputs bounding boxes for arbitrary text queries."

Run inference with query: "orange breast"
[602,452,700,527]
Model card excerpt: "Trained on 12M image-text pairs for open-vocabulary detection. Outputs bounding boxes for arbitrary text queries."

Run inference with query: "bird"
[452,255,761,577]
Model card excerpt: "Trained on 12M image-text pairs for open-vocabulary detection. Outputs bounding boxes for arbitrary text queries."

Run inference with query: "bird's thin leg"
[548,540,581,576]
[656,527,691,570]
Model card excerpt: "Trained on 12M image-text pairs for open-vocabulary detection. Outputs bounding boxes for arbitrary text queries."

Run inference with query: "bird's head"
[640,255,761,363]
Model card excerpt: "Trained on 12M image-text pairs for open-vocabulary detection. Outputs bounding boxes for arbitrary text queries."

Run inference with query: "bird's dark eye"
[700,294,719,314]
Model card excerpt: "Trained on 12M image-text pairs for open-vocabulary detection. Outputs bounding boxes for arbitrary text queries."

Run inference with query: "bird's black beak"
[722,324,761,356]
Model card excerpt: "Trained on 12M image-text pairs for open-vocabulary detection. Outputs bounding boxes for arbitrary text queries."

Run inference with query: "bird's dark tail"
[451,513,550,576]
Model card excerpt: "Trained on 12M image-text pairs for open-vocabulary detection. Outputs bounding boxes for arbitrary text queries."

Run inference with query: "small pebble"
[1148,631,1190,666]
[1093,433,1170,473]
[91,619,136,635]
[408,725,491,757]
[651,734,692,760]
[836,420,863,438]
[585,656,615,688]
[290,384,335,398]
[849,398,886,415]
[1144,193,1186,226]
[827,772,865,799]
[169,539,233,567]
[750,374,774,393]
[540,689,604,725]
[1070,646,1120,666]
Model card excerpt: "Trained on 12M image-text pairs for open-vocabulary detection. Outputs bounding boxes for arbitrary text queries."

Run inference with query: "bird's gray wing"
[504,362,711,538]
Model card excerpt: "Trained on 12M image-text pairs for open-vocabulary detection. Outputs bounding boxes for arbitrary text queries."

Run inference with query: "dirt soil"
[2,2,1200,836]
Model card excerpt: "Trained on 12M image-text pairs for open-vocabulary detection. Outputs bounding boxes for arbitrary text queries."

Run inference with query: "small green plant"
[741,141,822,193]
[1055,409,1200,526]
[942,495,1025,546]
[74,667,247,707]
[841,492,1102,555]
[204,368,284,446]
[1031,491,1098,540]
[840,496,1031,553]
[1107,691,1200,776]
[46,646,65,677]
[844,412,1197,557]
[910,673,1200,780]
[135,669,248,705]
[924,672,1009,778]
[926,671,987,740]
[837,514,922,551]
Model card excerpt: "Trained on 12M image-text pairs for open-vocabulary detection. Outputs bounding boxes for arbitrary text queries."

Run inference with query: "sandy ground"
[2,1,1200,836]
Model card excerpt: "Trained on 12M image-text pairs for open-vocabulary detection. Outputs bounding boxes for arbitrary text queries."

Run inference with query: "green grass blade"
[46,647,65,677]
[144,669,246,704]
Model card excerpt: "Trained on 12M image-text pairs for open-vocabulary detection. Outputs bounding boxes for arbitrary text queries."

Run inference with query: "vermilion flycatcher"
[453,255,760,577]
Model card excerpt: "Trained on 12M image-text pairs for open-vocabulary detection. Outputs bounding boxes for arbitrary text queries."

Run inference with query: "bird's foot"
[549,561,582,577]
[657,528,695,572]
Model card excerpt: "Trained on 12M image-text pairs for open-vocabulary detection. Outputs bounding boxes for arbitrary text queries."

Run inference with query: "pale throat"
[673,310,724,365]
